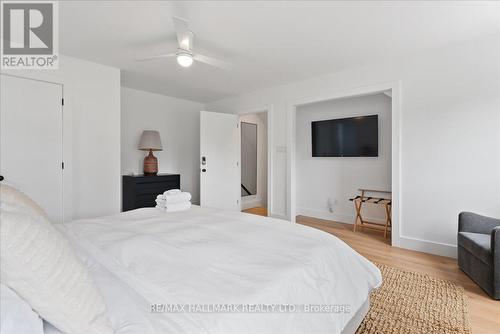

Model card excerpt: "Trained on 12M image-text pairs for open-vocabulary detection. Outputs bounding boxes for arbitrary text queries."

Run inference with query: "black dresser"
[122,174,180,211]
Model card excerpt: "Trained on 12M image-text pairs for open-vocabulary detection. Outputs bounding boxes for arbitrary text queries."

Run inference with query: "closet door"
[0,74,63,223]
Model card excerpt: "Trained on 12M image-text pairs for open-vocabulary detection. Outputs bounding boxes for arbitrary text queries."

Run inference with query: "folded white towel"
[155,198,166,205]
[156,191,191,211]
[163,189,181,196]
[165,201,191,212]
[164,192,191,204]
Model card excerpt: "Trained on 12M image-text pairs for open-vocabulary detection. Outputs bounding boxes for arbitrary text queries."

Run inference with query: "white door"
[0,74,63,223]
[200,111,240,211]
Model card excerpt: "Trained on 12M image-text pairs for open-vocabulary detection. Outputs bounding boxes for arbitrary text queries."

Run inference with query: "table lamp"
[138,130,162,175]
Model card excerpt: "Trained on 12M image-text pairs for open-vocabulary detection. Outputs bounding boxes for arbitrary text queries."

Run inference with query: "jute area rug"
[356,264,471,334]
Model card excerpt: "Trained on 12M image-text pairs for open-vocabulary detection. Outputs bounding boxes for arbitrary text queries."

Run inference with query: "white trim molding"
[269,213,289,221]
[235,104,274,217]
[297,208,387,226]
[241,196,263,210]
[398,236,458,258]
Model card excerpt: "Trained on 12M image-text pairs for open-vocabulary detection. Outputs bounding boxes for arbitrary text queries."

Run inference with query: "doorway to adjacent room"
[240,111,268,217]
[288,81,401,246]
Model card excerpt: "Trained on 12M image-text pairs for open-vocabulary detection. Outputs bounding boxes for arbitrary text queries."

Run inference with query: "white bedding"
[56,206,381,334]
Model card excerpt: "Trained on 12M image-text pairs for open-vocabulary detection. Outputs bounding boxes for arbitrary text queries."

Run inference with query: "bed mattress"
[53,206,381,334]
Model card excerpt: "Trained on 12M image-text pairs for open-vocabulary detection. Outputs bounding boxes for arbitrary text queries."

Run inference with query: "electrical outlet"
[327,198,334,213]
[327,198,338,213]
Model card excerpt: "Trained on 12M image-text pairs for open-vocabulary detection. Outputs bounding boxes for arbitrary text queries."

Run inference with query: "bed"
[42,206,381,334]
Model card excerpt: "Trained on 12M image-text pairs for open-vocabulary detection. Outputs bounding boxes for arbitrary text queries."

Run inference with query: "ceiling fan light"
[177,54,193,67]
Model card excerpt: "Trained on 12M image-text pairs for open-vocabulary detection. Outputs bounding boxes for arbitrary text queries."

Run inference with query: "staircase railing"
[241,183,251,196]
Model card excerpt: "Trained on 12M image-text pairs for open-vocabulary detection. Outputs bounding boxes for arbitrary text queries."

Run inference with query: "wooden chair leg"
[384,203,391,238]
[353,199,360,232]
[387,204,392,228]
[353,200,363,232]
[353,195,364,232]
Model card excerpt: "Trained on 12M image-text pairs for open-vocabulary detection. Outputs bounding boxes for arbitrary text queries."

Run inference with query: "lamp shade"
[138,130,162,151]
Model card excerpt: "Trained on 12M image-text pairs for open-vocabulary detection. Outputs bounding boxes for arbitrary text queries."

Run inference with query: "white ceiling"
[60,1,499,102]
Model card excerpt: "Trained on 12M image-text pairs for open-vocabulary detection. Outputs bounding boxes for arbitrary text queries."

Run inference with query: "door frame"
[0,73,67,222]
[235,105,274,216]
[287,81,401,247]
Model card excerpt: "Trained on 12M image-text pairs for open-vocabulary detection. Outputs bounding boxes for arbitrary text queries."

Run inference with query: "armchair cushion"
[458,232,492,265]
[492,226,500,259]
[459,212,500,234]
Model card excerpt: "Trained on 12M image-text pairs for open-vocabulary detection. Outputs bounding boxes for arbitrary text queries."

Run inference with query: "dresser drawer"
[134,194,158,209]
[122,174,181,212]
[134,181,179,195]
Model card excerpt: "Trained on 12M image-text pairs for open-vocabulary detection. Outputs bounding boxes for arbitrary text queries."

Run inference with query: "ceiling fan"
[136,17,232,70]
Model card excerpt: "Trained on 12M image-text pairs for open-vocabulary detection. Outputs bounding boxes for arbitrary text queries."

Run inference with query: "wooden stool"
[350,189,392,238]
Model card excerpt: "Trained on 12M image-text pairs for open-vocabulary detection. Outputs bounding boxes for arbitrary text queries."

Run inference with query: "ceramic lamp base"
[143,149,158,176]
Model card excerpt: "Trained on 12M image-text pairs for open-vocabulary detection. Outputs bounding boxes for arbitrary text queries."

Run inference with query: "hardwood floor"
[296,215,500,334]
[242,207,267,216]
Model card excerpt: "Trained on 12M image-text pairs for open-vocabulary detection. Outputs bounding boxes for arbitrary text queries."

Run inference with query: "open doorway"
[292,89,396,245]
[287,81,401,246]
[240,112,268,216]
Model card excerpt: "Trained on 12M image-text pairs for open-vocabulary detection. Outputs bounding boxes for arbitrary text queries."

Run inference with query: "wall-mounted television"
[311,115,378,157]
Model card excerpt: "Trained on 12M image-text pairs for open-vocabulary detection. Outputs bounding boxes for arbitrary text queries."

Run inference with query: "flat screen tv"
[311,115,378,157]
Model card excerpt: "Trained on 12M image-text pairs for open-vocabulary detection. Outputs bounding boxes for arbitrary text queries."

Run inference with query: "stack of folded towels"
[155,189,192,212]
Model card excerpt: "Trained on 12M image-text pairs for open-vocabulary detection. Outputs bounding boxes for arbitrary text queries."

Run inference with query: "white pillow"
[0,283,43,334]
[0,182,48,219]
[0,184,112,334]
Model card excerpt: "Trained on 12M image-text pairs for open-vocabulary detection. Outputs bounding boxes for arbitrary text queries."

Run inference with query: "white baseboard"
[297,208,458,259]
[297,207,387,225]
[398,236,457,258]
[241,196,263,210]
[269,213,289,221]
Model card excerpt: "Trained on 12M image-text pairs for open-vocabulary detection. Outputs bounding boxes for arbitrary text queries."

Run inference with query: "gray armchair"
[458,212,500,299]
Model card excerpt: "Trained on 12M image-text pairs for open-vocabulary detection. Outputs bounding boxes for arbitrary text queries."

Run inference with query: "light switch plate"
[276,145,287,153]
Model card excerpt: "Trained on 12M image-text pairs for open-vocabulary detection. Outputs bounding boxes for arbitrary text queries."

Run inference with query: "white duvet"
[57,206,381,334]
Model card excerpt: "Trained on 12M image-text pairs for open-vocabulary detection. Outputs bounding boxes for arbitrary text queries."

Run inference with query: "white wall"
[1,55,121,221]
[121,87,203,204]
[240,112,268,209]
[296,93,391,223]
[207,33,500,257]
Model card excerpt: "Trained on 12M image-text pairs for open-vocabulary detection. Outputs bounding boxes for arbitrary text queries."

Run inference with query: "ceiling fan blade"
[194,54,233,70]
[172,16,193,51]
[135,53,176,61]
